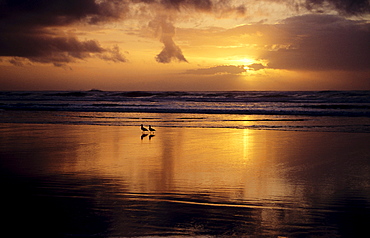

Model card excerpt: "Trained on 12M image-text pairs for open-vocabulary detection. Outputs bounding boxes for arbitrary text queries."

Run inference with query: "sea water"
[0,90,369,132]
[0,91,369,237]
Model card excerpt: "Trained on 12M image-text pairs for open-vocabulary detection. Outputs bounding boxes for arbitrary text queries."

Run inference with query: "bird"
[141,124,148,133]
[148,125,156,133]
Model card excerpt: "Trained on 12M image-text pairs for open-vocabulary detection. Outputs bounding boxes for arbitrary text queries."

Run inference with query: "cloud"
[0,0,250,66]
[303,0,370,15]
[0,33,127,65]
[246,63,266,71]
[158,0,213,11]
[0,0,127,66]
[179,13,369,73]
[149,16,188,63]
[0,0,368,68]
[135,0,369,16]
[145,0,245,15]
[186,65,245,75]
[97,45,127,63]
[145,1,246,63]
[0,0,127,26]
[262,14,370,71]
[8,57,27,67]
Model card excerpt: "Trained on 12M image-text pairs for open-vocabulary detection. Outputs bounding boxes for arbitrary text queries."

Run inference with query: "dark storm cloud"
[262,14,370,71]
[0,0,127,65]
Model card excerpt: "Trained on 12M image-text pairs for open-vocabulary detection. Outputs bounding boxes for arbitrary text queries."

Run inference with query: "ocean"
[1,90,369,237]
[1,90,369,132]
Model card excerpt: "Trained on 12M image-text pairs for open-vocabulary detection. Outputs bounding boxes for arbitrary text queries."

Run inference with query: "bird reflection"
[141,133,148,140]
[141,133,155,140]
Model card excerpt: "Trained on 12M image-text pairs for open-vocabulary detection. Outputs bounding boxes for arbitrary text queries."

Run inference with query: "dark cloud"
[304,0,370,15]
[0,0,127,66]
[149,16,188,63]
[0,0,127,26]
[247,63,266,71]
[8,57,27,67]
[0,31,127,65]
[159,0,213,11]
[262,14,370,71]
[186,65,245,75]
[155,0,369,15]
[97,45,127,63]
[141,0,245,15]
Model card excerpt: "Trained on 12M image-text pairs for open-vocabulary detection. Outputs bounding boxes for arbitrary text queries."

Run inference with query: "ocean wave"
[1,103,369,117]
[0,90,369,117]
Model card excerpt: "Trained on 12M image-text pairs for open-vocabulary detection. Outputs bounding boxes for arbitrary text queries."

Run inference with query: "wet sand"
[1,123,369,237]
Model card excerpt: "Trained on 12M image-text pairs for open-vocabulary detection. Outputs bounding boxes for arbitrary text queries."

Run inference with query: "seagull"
[149,125,156,133]
[141,124,148,133]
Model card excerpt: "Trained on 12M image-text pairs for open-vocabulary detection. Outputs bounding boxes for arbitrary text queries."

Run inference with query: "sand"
[0,123,369,236]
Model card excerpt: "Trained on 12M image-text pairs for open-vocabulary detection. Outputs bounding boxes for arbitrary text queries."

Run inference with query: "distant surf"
[0,90,369,132]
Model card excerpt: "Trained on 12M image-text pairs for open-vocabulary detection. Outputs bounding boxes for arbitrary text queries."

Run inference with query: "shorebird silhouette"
[141,124,148,133]
[149,125,156,133]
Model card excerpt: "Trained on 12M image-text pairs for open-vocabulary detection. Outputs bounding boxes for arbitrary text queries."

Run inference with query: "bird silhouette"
[149,125,156,133]
[141,124,148,133]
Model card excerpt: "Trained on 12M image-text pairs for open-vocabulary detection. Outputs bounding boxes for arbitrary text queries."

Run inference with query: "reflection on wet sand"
[0,123,369,237]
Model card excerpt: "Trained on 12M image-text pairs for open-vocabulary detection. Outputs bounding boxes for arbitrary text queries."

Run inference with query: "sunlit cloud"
[185,65,246,75]
[246,63,267,71]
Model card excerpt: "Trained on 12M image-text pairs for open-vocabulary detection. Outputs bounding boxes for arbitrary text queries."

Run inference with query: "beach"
[1,123,369,237]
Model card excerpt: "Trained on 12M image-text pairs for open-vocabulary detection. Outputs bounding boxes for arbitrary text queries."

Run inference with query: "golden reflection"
[44,125,295,201]
[3,123,370,210]
[16,123,356,208]
[243,127,250,164]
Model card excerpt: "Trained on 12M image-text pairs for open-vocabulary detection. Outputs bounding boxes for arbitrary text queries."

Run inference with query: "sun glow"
[232,58,256,67]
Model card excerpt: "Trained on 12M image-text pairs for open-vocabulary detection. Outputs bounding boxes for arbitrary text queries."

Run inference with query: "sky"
[0,0,369,91]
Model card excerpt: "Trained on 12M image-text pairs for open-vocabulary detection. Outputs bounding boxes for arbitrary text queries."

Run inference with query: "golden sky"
[0,0,369,91]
